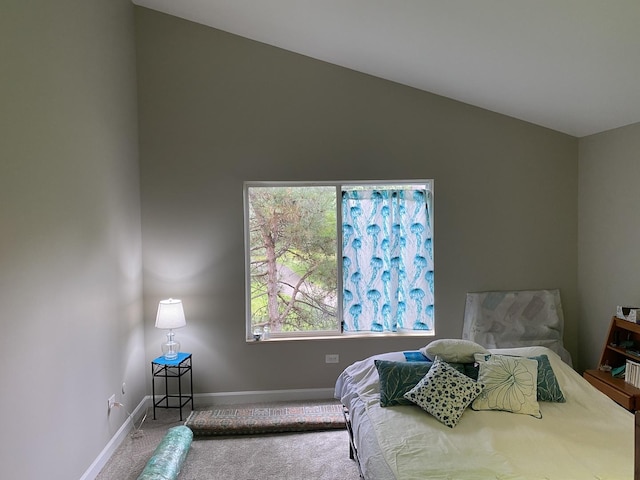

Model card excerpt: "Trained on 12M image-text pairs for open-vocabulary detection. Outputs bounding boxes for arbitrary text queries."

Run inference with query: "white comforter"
[335,346,633,480]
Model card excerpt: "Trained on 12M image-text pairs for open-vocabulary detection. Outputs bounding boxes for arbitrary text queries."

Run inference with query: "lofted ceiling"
[132,0,640,137]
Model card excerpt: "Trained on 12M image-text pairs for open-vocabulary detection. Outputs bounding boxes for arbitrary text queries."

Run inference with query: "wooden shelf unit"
[584,316,640,411]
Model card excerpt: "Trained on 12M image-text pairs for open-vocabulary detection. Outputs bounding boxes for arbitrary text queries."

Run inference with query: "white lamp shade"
[155,298,186,329]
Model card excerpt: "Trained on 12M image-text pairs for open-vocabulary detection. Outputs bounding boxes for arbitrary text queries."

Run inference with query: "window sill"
[246,330,435,343]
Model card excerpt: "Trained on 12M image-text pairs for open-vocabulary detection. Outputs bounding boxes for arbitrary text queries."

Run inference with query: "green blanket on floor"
[137,425,193,480]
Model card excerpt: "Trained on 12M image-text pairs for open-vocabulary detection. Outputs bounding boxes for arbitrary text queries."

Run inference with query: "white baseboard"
[81,387,336,479]
[79,396,150,480]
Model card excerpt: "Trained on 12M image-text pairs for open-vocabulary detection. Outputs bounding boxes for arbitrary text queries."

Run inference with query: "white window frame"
[243,180,434,341]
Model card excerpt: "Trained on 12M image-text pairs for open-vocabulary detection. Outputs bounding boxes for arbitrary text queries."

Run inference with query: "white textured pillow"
[404,357,484,428]
[471,354,542,418]
[421,339,489,363]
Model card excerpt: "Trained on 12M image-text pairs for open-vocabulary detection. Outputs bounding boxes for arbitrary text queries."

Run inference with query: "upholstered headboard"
[462,289,572,365]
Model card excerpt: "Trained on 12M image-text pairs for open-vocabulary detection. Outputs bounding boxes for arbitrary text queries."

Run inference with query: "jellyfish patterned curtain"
[342,188,433,332]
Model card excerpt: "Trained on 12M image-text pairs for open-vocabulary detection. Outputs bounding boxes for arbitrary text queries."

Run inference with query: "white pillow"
[471,354,542,418]
[421,339,489,363]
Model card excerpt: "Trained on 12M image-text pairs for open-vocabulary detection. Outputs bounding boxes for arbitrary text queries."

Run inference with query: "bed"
[335,344,634,480]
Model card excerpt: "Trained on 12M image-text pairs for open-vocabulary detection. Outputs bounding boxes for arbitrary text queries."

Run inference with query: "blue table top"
[152,352,191,366]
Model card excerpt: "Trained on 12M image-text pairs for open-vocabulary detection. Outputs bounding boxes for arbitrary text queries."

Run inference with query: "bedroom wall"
[578,122,640,372]
[0,1,144,478]
[135,7,579,396]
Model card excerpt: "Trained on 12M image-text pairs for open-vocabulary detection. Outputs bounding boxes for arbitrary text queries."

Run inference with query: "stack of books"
[625,359,640,388]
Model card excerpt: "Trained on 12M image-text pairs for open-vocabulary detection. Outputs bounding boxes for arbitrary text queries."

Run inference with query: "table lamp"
[155,298,186,360]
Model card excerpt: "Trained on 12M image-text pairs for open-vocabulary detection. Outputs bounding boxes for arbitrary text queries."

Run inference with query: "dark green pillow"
[531,354,566,402]
[374,360,433,407]
[444,362,478,379]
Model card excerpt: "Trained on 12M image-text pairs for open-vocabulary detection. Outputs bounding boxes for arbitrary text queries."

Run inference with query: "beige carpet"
[97,403,361,480]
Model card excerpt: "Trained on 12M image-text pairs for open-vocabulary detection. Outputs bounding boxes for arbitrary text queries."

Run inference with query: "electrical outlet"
[325,354,340,364]
[108,394,116,413]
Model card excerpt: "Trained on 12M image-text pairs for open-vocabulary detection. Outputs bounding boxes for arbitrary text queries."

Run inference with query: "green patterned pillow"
[529,354,565,403]
[472,354,542,418]
[375,360,433,407]
[403,358,485,428]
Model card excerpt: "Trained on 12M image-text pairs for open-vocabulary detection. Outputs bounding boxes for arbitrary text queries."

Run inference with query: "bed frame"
[342,406,364,479]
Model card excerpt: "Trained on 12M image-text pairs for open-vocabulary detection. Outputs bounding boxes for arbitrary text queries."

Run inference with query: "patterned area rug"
[185,400,345,437]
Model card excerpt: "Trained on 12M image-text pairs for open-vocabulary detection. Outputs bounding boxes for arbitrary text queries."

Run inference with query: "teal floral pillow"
[375,360,433,407]
[472,354,542,418]
[403,357,485,428]
[529,354,565,403]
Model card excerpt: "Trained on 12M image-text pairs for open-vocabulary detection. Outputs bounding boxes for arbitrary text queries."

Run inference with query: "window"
[244,181,434,340]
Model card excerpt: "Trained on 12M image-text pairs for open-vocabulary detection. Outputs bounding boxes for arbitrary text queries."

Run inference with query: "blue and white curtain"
[342,188,434,332]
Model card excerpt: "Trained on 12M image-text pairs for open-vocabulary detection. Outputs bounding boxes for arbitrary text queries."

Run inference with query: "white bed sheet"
[335,346,633,480]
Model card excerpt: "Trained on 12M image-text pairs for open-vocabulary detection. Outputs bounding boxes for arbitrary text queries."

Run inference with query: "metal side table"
[151,352,193,420]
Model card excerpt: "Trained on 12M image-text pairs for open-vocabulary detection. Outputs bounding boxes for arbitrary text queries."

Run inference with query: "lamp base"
[161,330,180,360]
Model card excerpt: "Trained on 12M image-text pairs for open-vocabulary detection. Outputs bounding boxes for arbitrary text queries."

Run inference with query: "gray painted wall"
[1,1,143,478]
[135,8,579,394]
[578,122,640,371]
[9,3,626,475]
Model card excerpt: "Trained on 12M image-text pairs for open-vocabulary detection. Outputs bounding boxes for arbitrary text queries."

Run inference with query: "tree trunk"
[263,231,282,331]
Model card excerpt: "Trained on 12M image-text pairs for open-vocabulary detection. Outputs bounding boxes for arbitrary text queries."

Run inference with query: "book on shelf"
[625,359,640,389]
